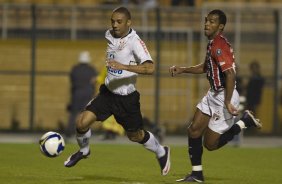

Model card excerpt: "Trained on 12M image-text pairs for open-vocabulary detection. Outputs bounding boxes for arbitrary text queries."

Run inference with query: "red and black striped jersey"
[204,33,235,91]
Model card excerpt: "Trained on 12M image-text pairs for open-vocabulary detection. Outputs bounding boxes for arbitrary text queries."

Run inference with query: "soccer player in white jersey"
[64,6,170,176]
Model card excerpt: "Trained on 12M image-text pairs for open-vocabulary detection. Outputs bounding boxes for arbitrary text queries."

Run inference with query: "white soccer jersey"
[105,28,153,95]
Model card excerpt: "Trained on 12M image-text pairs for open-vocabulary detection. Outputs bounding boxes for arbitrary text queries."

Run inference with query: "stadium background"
[0,0,281,136]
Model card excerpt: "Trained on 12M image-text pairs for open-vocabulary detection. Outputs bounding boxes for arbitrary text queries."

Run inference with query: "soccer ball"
[39,131,65,157]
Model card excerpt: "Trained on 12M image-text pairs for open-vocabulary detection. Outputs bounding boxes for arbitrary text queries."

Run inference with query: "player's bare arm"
[224,68,238,116]
[107,60,154,74]
[169,63,205,77]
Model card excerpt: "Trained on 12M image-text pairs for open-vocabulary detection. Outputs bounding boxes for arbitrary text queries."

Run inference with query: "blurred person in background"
[235,65,244,95]
[65,51,98,138]
[171,0,195,6]
[245,60,265,115]
[232,66,245,147]
[120,0,157,8]
[64,6,170,176]
[169,9,262,182]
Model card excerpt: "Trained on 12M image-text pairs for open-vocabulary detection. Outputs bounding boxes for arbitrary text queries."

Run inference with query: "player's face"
[111,12,131,38]
[204,14,224,40]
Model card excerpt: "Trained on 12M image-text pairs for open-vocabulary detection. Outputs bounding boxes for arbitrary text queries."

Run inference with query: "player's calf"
[203,142,218,151]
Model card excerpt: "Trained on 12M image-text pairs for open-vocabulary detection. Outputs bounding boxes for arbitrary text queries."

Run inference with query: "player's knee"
[76,120,86,132]
[188,124,201,138]
[127,131,144,142]
[76,116,89,132]
[127,134,142,142]
[76,111,96,132]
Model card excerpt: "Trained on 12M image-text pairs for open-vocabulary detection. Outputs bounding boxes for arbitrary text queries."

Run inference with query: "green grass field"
[0,143,281,184]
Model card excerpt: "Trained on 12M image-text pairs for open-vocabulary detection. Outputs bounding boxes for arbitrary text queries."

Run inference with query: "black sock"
[138,130,150,144]
[188,136,203,174]
[218,124,241,148]
[188,137,203,176]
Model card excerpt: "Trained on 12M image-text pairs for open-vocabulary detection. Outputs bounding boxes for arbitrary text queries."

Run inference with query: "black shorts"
[86,84,143,132]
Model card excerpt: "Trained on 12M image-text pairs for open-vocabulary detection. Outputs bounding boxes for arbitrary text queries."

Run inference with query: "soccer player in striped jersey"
[169,9,262,183]
[64,6,170,176]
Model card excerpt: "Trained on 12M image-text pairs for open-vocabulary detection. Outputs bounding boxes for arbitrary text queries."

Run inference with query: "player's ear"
[127,19,132,27]
[219,24,224,31]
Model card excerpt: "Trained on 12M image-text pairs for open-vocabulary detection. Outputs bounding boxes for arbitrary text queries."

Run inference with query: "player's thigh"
[113,91,143,132]
[188,108,210,138]
[86,85,112,122]
[203,127,221,151]
[76,110,97,130]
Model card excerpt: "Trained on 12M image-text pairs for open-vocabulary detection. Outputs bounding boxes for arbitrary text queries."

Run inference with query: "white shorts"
[196,89,240,134]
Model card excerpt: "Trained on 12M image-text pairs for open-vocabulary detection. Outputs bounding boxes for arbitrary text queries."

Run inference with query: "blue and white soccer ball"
[39,131,65,157]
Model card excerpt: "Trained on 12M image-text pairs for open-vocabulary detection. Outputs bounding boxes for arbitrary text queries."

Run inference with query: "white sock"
[192,165,203,171]
[236,120,246,129]
[76,129,91,155]
[143,131,165,158]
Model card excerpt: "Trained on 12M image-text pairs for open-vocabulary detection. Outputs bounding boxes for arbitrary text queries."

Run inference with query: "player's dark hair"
[113,6,131,20]
[209,9,227,26]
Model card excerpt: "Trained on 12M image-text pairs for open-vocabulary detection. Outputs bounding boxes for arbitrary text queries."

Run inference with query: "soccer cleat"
[64,150,90,167]
[158,146,171,175]
[176,173,204,183]
[241,110,262,129]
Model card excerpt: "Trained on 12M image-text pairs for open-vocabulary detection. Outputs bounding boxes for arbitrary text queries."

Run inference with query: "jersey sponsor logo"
[107,67,123,76]
[107,51,115,59]
[106,52,122,75]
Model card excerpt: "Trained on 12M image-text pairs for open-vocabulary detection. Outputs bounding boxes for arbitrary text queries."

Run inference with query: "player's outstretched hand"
[169,65,183,77]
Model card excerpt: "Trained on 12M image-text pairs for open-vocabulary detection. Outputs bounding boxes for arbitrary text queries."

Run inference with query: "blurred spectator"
[171,0,195,6]
[235,66,244,95]
[280,87,282,105]
[245,60,265,115]
[142,0,158,8]
[232,66,245,147]
[121,0,157,8]
[235,66,246,112]
[65,51,98,138]
[102,0,120,4]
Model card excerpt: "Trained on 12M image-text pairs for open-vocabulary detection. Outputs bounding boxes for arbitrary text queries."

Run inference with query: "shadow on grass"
[64,174,138,183]
[172,173,232,184]
[204,176,233,184]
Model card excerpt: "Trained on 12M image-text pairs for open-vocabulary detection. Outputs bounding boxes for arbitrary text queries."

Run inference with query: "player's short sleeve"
[132,36,153,64]
[212,41,235,72]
